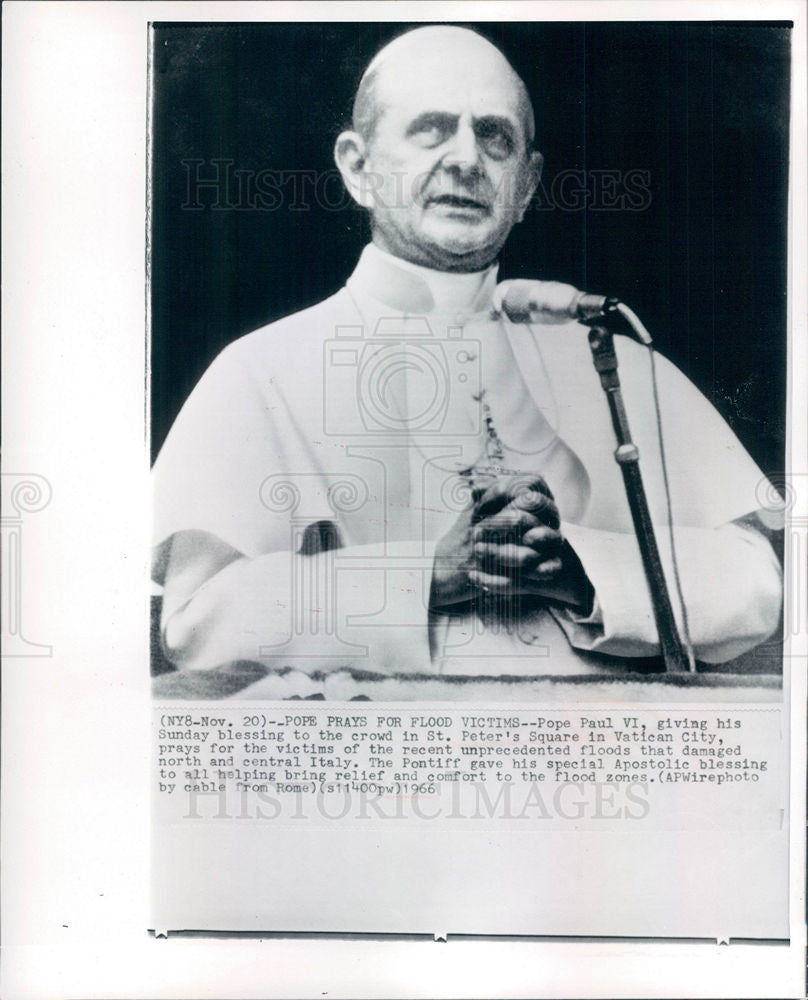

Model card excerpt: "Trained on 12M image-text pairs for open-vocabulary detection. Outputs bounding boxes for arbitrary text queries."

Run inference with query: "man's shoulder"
[525,319,662,376]
[526,318,643,355]
[524,317,708,431]
[220,287,357,367]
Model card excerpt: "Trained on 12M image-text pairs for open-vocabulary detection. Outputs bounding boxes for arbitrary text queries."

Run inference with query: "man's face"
[359,47,539,272]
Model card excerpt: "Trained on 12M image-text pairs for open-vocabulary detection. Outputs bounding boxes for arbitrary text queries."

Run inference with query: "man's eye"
[476,123,514,159]
[411,123,451,147]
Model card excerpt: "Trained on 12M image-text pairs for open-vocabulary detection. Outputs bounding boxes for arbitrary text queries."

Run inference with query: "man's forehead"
[372,46,526,125]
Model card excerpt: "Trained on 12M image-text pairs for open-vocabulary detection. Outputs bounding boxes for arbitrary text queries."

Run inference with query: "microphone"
[495,279,652,345]
[495,279,612,324]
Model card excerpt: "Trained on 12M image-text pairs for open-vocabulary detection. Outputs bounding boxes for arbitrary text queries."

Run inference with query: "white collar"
[346,242,499,318]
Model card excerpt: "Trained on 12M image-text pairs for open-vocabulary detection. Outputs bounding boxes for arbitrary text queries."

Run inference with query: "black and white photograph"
[151,20,789,702]
[146,14,795,945]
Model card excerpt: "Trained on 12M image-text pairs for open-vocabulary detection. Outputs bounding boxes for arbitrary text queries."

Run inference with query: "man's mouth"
[427,194,490,213]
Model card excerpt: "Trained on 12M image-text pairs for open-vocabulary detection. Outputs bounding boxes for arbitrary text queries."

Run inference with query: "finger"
[473,475,553,521]
[509,490,560,528]
[521,525,564,553]
[532,556,564,579]
[467,568,516,597]
[469,478,495,504]
[474,541,540,574]
[473,507,539,541]
[471,482,514,522]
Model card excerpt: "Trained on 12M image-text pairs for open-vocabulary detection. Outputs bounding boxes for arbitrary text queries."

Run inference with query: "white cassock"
[152,243,782,698]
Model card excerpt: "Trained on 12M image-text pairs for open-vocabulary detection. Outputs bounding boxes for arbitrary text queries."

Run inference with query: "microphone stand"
[585,318,693,673]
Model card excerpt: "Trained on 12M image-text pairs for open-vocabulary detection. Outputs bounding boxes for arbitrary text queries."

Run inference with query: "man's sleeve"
[153,338,440,675]
[160,537,437,675]
[537,329,784,665]
[557,517,782,664]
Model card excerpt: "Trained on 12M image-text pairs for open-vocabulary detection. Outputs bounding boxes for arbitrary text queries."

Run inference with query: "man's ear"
[517,149,544,222]
[334,130,376,209]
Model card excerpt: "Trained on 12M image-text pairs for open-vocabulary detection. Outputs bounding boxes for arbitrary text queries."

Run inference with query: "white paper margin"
[2,2,805,998]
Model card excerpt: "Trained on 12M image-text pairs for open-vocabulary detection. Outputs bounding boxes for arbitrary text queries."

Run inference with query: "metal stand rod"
[587,324,692,673]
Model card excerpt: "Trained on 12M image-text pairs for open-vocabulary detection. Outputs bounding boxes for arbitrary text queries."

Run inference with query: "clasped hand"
[431,474,567,607]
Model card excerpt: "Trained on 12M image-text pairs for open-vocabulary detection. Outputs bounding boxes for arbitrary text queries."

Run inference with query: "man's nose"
[441,121,482,174]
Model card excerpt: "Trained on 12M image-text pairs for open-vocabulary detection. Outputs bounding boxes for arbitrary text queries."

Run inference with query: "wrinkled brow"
[405,111,518,138]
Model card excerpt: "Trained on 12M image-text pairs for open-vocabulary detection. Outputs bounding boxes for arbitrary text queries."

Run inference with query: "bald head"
[353,26,535,152]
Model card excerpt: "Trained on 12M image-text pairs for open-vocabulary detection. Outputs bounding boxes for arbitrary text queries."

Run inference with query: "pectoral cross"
[459,389,518,496]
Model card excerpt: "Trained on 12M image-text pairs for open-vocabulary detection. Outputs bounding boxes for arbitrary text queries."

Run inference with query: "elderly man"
[152,26,781,698]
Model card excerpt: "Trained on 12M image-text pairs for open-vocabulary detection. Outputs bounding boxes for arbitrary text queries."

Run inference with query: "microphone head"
[573,291,611,322]
[496,279,609,324]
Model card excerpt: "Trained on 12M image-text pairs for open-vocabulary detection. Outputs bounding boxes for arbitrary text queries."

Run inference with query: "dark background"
[150,21,791,474]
